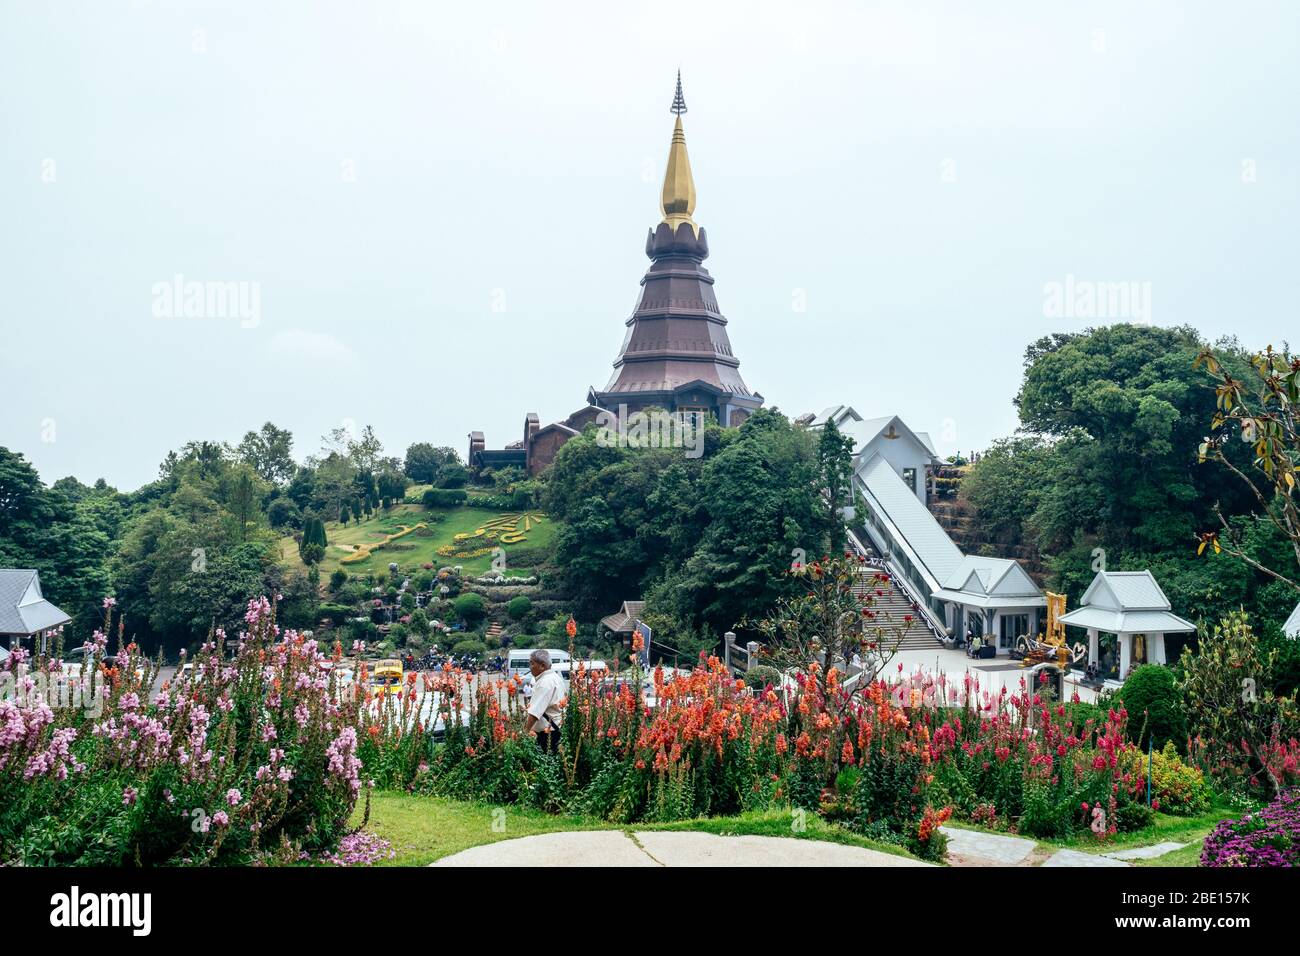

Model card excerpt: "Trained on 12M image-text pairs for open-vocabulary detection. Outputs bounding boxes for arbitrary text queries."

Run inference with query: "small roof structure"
[600,600,645,635]
[933,555,1046,608]
[0,569,71,637]
[1284,601,1300,640]
[1059,570,1194,634]
[811,407,939,462]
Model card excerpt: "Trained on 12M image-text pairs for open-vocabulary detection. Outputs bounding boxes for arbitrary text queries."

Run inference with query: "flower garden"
[4,578,1297,867]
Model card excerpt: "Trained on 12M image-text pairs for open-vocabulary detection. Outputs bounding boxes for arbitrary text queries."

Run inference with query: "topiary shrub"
[1117,664,1187,753]
[452,639,487,656]
[507,595,532,620]
[423,488,468,509]
[744,665,780,691]
[452,592,486,623]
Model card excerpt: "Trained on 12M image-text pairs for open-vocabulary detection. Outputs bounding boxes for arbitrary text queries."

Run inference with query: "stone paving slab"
[1042,848,1130,867]
[940,826,1037,865]
[431,831,657,867]
[432,829,933,866]
[631,831,930,867]
[1103,841,1187,861]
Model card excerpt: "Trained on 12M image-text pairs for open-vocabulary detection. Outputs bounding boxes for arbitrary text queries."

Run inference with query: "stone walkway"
[433,830,932,867]
[941,825,1186,867]
[432,826,1188,867]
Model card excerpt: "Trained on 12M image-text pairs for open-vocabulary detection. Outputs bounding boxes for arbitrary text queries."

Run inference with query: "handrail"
[845,527,948,644]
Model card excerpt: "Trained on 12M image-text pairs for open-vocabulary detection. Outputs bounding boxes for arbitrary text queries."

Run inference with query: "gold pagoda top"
[660,71,698,235]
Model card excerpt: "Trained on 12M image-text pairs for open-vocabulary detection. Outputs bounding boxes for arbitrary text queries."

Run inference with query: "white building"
[811,406,939,504]
[0,569,71,653]
[1059,570,1195,682]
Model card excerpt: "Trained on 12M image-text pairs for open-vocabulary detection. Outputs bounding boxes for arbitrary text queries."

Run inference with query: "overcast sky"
[2,0,1297,490]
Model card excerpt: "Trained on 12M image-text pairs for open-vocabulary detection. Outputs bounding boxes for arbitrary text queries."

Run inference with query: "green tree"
[237,422,296,485]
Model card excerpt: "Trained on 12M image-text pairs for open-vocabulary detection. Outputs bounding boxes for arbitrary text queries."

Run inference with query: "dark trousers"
[535,730,560,754]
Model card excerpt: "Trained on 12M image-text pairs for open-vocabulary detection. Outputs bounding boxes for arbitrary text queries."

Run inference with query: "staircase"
[852,572,944,651]
[844,528,946,652]
[485,621,503,644]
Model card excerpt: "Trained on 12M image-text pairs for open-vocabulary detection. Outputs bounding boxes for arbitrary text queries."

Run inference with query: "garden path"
[431,830,932,867]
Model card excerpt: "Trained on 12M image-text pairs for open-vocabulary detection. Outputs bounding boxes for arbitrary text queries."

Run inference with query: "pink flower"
[226,788,242,807]
[122,786,138,806]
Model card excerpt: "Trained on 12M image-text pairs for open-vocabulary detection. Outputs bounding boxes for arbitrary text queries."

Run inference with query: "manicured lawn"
[639,808,921,860]
[279,504,558,577]
[356,792,922,866]
[355,792,602,867]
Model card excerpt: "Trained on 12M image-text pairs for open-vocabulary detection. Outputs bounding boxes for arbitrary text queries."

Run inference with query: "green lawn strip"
[355,791,605,867]
[358,793,924,866]
[279,505,557,577]
[628,809,922,861]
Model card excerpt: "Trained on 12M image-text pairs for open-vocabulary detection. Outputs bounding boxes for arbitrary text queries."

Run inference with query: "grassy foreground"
[354,791,921,866]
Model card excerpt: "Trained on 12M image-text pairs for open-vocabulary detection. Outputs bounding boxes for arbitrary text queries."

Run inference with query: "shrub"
[1122,741,1212,816]
[329,569,348,591]
[744,665,781,690]
[453,593,486,623]
[507,596,532,620]
[423,488,467,509]
[318,603,355,626]
[1118,665,1186,752]
[0,598,362,865]
[452,639,487,656]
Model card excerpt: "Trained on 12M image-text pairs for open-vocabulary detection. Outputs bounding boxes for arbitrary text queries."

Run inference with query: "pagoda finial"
[661,71,697,234]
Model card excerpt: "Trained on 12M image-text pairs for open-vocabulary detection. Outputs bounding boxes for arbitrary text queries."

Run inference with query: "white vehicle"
[505,648,571,680]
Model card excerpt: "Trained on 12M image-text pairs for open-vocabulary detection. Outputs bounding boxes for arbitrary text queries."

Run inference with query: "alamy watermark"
[152,274,261,328]
[1043,274,1151,325]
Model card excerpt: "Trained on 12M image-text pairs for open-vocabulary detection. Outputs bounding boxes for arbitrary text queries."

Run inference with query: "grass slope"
[279,504,557,577]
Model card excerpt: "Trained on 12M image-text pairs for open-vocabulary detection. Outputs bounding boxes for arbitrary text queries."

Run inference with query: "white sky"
[2,0,1297,489]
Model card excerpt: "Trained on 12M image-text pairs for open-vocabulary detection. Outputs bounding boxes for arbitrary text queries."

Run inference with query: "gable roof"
[600,600,646,635]
[1059,570,1194,634]
[0,569,72,636]
[1285,601,1300,640]
[842,415,941,463]
[933,555,1045,608]
[855,452,963,591]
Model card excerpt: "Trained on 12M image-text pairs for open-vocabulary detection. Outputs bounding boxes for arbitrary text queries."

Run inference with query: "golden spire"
[661,71,698,234]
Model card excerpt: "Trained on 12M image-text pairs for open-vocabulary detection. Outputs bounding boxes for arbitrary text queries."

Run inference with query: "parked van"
[506,648,571,680]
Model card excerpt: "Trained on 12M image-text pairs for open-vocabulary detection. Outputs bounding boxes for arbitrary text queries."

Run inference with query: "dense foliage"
[542,408,837,652]
[964,325,1293,642]
[0,599,363,865]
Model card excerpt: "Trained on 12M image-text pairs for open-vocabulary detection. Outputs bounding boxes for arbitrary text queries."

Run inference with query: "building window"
[902,468,917,493]
[1000,613,1030,649]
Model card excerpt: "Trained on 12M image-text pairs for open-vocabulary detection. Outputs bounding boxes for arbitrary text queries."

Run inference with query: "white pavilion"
[1059,569,1195,681]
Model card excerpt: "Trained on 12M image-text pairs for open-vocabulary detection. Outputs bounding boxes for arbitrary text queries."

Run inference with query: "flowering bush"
[1121,742,1212,816]
[0,598,363,865]
[1201,789,1300,867]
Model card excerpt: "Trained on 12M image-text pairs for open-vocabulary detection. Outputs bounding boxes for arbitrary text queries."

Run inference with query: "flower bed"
[380,652,1160,862]
[0,599,364,865]
[1201,790,1300,867]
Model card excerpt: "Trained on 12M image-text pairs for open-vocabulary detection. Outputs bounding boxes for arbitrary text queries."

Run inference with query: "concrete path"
[1102,841,1187,861]
[1042,848,1130,867]
[941,826,1038,865]
[432,830,932,867]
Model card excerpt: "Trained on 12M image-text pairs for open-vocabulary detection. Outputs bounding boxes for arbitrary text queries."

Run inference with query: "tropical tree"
[1195,343,1300,596]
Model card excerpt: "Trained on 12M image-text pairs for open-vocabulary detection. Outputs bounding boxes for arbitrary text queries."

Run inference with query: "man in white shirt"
[524,649,565,754]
